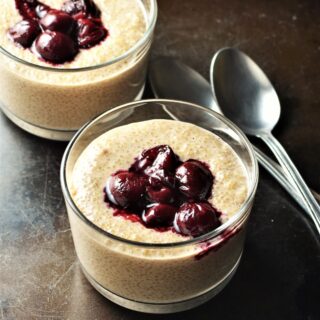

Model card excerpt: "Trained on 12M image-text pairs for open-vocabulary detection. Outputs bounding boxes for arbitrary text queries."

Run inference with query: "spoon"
[148,57,320,216]
[149,58,218,111]
[210,48,320,234]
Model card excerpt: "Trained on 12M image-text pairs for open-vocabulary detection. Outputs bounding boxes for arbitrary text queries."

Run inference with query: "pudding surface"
[71,120,249,243]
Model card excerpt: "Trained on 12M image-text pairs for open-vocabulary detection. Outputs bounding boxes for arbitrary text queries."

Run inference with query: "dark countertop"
[1,0,319,319]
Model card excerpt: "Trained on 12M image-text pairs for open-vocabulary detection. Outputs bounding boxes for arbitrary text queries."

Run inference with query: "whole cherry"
[144,145,178,187]
[105,171,147,210]
[130,145,161,172]
[174,202,220,237]
[142,203,177,227]
[153,145,177,171]
[34,30,78,64]
[77,18,107,48]
[175,160,213,200]
[40,10,76,35]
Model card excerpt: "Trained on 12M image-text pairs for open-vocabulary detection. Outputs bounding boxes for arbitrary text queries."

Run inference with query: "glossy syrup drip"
[8,0,108,64]
[195,226,241,260]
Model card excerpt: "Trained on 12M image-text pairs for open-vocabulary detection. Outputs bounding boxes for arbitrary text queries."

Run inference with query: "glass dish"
[0,0,157,141]
[60,99,259,313]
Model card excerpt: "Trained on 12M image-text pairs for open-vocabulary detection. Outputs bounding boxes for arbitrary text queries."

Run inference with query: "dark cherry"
[175,160,213,200]
[34,31,78,64]
[105,171,147,210]
[77,18,107,48]
[143,145,178,186]
[174,202,221,237]
[40,10,76,35]
[104,145,220,237]
[131,145,178,173]
[142,204,177,227]
[8,19,41,48]
[131,146,161,172]
[151,145,178,173]
[61,0,101,18]
[146,186,175,204]
[35,4,50,18]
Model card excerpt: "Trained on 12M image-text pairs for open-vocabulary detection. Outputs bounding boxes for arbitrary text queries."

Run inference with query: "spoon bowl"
[149,57,220,112]
[210,48,280,135]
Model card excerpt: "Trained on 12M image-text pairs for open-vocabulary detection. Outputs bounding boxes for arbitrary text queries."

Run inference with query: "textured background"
[0,0,319,319]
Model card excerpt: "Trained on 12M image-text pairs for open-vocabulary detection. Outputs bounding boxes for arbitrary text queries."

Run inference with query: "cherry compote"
[104,145,221,237]
[8,0,108,64]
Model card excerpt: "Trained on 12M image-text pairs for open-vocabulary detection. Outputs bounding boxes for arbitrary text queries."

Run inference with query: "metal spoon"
[149,58,219,111]
[210,48,320,234]
[148,57,320,216]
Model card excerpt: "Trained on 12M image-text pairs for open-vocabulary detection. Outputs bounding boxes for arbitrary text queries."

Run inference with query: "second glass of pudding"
[0,0,157,140]
[61,99,258,313]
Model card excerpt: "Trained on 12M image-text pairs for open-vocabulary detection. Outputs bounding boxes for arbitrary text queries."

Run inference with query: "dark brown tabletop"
[1,0,320,319]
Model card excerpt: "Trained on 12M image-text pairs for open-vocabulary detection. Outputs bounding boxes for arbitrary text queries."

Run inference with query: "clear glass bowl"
[60,99,259,313]
[0,0,157,141]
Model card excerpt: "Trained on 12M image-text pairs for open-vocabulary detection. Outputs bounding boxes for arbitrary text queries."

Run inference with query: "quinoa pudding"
[0,0,156,140]
[66,119,253,312]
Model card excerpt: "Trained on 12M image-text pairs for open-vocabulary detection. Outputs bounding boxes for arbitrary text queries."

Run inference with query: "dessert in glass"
[0,0,157,140]
[60,99,258,313]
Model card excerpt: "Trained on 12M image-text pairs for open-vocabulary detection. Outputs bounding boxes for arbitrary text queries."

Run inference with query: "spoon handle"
[253,147,316,214]
[260,133,320,234]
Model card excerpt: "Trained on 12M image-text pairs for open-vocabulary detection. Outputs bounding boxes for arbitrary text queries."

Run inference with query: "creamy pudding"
[0,0,156,140]
[71,120,248,242]
[64,118,254,312]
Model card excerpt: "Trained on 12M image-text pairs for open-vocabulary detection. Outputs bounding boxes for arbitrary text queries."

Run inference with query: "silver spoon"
[149,58,219,111]
[148,57,320,216]
[210,48,320,234]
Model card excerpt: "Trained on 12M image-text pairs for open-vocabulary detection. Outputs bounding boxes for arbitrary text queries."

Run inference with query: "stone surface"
[0,0,320,319]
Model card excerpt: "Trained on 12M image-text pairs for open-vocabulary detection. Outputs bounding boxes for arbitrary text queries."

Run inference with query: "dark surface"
[1,0,320,319]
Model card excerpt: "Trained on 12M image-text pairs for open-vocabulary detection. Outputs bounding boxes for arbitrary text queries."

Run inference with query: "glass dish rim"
[0,0,157,73]
[60,99,259,248]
